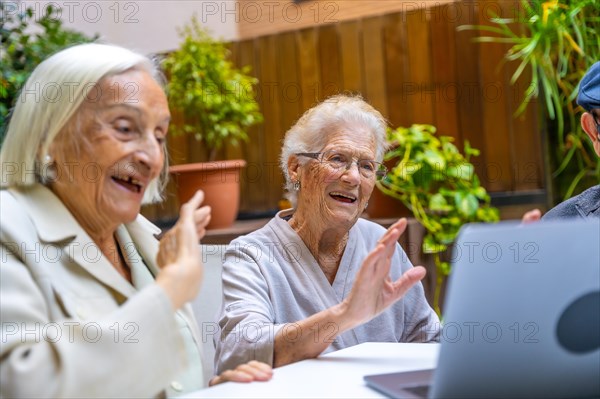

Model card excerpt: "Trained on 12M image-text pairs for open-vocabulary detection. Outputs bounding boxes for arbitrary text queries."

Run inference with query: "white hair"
[280,94,389,206]
[0,43,168,203]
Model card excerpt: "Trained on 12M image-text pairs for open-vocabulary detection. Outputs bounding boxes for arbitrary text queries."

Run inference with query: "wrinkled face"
[50,69,169,233]
[294,124,377,229]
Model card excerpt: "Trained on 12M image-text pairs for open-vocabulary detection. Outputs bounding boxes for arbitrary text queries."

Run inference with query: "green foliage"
[0,3,96,142]
[458,0,600,200]
[162,16,263,161]
[377,125,500,315]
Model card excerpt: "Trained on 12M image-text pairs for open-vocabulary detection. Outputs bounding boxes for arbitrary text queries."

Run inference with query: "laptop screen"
[431,218,600,398]
[365,219,599,398]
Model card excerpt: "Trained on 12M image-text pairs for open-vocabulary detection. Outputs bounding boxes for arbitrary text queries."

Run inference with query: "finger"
[378,219,406,247]
[172,191,206,246]
[375,241,395,279]
[246,360,274,375]
[380,218,407,242]
[176,193,206,247]
[194,206,211,225]
[376,227,401,263]
[221,369,254,383]
[391,266,426,297]
[208,369,239,387]
[195,207,212,230]
[234,363,273,380]
[358,243,390,282]
[194,206,211,239]
[390,218,408,235]
[383,228,401,253]
[362,243,386,272]
[180,190,205,219]
[208,376,222,387]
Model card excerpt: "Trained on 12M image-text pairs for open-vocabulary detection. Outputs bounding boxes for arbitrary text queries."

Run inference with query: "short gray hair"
[280,94,388,206]
[0,43,168,203]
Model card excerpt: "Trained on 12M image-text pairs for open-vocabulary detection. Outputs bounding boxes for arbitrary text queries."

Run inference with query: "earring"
[293,181,301,191]
[365,201,369,210]
[40,154,57,182]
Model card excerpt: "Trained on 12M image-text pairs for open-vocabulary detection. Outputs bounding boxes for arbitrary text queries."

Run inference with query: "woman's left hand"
[209,361,273,386]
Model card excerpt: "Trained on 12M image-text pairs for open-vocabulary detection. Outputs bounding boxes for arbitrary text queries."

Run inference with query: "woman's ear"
[581,112,597,141]
[581,112,600,157]
[288,155,300,182]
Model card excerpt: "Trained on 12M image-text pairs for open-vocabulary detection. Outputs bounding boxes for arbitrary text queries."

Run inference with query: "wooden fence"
[143,0,545,223]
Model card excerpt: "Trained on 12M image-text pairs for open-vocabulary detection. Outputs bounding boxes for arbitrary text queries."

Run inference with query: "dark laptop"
[365,218,600,398]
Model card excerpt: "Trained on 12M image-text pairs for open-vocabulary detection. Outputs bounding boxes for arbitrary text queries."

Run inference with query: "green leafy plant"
[162,16,263,162]
[458,0,600,201]
[0,3,96,142]
[377,124,500,315]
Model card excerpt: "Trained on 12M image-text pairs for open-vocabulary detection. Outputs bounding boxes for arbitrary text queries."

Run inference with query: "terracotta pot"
[170,160,246,229]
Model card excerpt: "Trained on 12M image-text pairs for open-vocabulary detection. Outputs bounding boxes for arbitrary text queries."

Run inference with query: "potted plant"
[377,124,500,315]
[162,16,263,229]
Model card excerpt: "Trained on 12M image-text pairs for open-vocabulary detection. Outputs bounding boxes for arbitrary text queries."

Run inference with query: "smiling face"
[290,123,378,231]
[49,69,170,237]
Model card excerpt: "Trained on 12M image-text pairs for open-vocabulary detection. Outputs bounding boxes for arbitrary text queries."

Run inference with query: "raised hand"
[155,190,207,310]
[159,192,211,255]
[341,218,426,327]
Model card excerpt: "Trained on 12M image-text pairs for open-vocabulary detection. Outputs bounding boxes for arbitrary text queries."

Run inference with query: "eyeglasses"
[296,150,387,180]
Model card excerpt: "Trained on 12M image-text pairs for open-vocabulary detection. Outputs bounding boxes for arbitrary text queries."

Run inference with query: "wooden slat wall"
[454,0,487,179]
[383,13,408,128]
[430,6,460,142]
[143,0,544,222]
[505,7,544,191]
[338,21,363,94]
[237,0,456,40]
[478,1,514,192]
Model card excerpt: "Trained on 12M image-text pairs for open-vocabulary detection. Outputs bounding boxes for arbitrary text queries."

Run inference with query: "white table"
[185,342,440,398]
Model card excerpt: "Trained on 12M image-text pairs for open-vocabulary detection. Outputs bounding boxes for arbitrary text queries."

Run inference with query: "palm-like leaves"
[459,0,600,199]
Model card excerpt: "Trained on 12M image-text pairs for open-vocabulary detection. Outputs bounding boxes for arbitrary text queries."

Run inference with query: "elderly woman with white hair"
[215,95,440,374]
[0,43,271,398]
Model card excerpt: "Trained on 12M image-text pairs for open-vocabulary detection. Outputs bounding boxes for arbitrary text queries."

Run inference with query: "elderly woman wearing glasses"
[215,95,440,373]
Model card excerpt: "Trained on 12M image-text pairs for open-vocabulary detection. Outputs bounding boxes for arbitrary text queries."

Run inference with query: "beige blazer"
[0,184,203,398]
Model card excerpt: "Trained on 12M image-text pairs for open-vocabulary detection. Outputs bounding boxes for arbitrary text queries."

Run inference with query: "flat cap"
[577,61,600,112]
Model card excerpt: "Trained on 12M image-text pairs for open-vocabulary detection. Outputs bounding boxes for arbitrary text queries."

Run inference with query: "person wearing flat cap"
[542,61,600,220]
[523,61,600,222]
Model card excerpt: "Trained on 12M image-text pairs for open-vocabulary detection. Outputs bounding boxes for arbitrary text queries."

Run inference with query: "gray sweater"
[214,210,440,374]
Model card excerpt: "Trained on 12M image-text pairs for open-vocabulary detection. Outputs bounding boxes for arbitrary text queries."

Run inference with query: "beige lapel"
[124,215,161,278]
[12,184,137,299]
